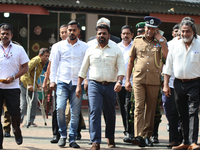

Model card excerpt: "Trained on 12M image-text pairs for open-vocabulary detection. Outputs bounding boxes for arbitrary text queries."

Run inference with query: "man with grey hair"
[163,20,200,150]
[88,17,121,44]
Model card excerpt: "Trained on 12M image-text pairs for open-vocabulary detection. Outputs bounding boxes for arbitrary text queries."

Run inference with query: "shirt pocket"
[191,52,199,63]
[104,53,116,66]
[90,54,101,67]
[136,46,146,57]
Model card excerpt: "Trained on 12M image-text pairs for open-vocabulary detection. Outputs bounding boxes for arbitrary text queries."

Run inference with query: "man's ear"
[11,34,13,38]
[109,34,111,39]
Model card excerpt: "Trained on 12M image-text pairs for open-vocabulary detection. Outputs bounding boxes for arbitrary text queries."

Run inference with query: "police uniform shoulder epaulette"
[135,35,145,39]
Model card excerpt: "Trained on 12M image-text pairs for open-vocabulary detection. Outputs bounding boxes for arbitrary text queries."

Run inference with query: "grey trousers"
[20,82,38,124]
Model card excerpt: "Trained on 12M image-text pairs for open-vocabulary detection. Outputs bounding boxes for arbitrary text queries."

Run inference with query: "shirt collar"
[0,41,13,48]
[120,40,133,48]
[181,37,195,46]
[96,42,110,50]
[66,38,80,46]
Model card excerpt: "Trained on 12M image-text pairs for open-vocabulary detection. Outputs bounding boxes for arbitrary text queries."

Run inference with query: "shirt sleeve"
[128,39,136,58]
[19,46,29,65]
[25,56,40,85]
[78,48,90,79]
[50,43,60,83]
[116,47,126,76]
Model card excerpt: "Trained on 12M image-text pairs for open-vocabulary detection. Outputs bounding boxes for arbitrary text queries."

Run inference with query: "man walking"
[125,16,168,147]
[76,24,125,150]
[163,20,200,150]
[117,25,134,143]
[20,48,50,127]
[0,23,29,149]
[50,21,88,148]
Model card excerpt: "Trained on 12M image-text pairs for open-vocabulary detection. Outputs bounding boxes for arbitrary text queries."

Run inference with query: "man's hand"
[114,82,122,93]
[154,30,163,41]
[2,76,14,84]
[76,86,82,98]
[50,82,56,91]
[163,84,171,97]
[125,81,132,92]
[84,79,88,96]
[28,85,34,91]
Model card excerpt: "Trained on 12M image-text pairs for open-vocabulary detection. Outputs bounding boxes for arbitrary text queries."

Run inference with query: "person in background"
[20,48,50,127]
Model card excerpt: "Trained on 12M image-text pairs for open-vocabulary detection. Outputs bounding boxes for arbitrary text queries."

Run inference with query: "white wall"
[86,13,98,41]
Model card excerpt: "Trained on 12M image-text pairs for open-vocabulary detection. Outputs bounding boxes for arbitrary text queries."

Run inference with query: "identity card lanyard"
[1,44,12,59]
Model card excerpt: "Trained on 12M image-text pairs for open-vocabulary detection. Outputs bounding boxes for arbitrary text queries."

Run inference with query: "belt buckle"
[181,79,185,82]
[102,81,106,85]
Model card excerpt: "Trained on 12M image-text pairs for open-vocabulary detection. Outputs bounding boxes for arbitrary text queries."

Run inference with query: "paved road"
[2,109,200,150]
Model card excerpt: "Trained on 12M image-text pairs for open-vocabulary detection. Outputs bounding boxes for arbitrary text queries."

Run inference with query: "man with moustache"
[76,24,125,150]
[50,21,88,148]
[125,16,168,147]
[163,20,200,150]
[20,48,50,127]
[117,25,134,143]
[43,24,68,143]
[0,23,29,149]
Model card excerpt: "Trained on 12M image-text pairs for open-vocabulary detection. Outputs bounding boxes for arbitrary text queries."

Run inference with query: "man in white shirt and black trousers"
[163,20,200,150]
[0,23,29,149]
[50,21,88,148]
[76,24,125,150]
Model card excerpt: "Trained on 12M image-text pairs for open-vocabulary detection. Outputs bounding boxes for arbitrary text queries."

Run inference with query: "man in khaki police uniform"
[125,16,168,147]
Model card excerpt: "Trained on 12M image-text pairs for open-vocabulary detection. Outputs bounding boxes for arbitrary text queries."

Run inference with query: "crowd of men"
[0,15,200,150]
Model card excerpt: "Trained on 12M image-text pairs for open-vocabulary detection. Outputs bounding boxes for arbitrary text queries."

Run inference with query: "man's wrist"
[11,75,15,83]
[117,80,122,85]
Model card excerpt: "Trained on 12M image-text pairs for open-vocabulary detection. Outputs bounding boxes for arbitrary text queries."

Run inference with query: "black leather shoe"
[144,137,153,147]
[58,138,66,147]
[123,133,132,143]
[4,131,11,137]
[131,136,145,147]
[15,135,23,145]
[69,142,80,148]
[50,135,60,143]
[76,132,81,140]
[151,136,159,143]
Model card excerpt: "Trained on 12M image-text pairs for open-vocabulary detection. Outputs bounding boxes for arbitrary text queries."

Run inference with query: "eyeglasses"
[137,30,145,33]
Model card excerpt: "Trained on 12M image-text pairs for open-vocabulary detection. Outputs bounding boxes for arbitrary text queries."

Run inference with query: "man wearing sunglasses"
[136,22,145,36]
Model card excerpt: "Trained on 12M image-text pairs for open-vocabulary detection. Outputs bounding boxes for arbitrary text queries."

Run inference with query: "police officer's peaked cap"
[144,16,161,28]
[135,22,145,30]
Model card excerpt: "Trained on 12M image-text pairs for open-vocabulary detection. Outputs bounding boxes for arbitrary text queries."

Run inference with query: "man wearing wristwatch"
[76,24,125,150]
[125,16,168,147]
[0,23,29,149]
[20,48,49,127]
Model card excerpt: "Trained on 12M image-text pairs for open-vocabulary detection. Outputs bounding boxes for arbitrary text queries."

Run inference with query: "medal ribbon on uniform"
[1,44,12,59]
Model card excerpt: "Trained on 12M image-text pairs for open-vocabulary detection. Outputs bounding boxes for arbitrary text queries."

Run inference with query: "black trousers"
[116,87,133,135]
[0,89,22,147]
[169,88,182,143]
[174,78,200,145]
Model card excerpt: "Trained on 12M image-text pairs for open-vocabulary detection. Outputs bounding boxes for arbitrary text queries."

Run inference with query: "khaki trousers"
[133,83,159,138]
[3,100,11,133]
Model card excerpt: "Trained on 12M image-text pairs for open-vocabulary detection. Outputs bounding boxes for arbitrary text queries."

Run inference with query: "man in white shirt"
[50,21,88,148]
[163,20,200,150]
[76,24,125,150]
[0,24,29,149]
[117,25,134,143]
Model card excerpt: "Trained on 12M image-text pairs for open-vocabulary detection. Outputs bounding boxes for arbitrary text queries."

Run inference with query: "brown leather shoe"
[90,143,100,150]
[188,143,200,150]
[167,142,180,148]
[172,143,189,150]
[107,138,115,148]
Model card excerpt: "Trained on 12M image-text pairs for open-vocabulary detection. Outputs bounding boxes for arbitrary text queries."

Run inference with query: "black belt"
[90,80,115,85]
[176,77,200,82]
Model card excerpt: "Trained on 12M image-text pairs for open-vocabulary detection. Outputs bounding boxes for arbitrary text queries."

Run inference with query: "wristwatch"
[159,38,164,43]
[117,80,122,85]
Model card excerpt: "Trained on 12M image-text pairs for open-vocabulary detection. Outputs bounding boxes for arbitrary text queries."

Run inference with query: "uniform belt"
[90,80,114,85]
[176,77,200,82]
